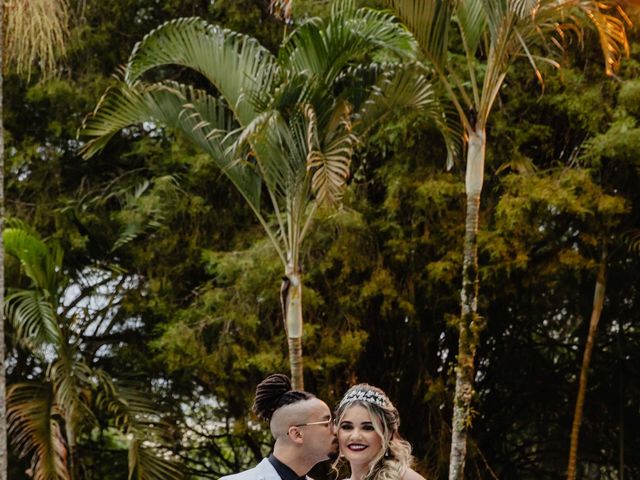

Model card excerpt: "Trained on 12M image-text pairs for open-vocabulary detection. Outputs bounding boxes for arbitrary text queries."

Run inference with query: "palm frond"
[622,229,640,255]
[483,0,511,41]
[4,227,66,350]
[128,439,184,480]
[5,290,61,349]
[305,103,356,207]
[3,227,64,295]
[427,93,465,170]
[227,109,294,199]
[456,0,487,57]
[124,17,279,126]
[339,3,418,58]
[355,61,461,167]
[80,81,262,213]
[575,0,630,75]
[282,0,418,85]
[511,0,540,19]
[385,0,452,68]
[7,382,70,480]
[269,0,293,21]
[94,378,184,480]
[80,81,188,157]
[355,63,435,126]
[48,355,97,432]
[521,0,629,76]
[513,26,550,88]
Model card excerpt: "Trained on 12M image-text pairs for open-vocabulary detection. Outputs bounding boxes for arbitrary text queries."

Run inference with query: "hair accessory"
[339,388,389,408]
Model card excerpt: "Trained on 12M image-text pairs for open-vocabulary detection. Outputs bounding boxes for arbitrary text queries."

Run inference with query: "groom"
[220,373,339,480]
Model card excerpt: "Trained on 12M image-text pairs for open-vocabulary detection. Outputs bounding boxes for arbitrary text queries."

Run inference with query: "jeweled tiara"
[339,388,389,408]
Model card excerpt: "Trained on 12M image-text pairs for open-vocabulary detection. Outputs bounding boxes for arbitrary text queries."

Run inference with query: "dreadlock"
[252,373,315,422]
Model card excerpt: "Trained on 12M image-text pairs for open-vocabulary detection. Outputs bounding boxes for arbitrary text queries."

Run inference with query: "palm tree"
[4,225,183,480]
[80,0,436,390]
[384,1,629,478]
[1,2,70,478]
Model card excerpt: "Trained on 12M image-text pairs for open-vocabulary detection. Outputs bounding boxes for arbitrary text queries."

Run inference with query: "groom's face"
[298,399,339,461]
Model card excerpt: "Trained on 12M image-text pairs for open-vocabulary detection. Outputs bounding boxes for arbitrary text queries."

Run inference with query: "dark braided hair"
[252,374,315,422]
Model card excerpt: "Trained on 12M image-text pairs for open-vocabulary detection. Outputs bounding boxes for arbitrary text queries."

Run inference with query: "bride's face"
[337,404,383,468]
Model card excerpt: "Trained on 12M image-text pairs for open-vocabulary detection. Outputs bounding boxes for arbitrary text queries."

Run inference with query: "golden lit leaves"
[3,0,69,78]
[269,0,293,22]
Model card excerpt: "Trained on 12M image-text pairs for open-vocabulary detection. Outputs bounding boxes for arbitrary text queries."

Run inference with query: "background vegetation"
[3,0,639,479]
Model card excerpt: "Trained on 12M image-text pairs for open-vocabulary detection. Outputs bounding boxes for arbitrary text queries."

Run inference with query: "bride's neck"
[350,463,371,480]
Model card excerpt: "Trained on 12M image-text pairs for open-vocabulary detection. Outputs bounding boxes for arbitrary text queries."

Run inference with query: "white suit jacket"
[219,458,313,480]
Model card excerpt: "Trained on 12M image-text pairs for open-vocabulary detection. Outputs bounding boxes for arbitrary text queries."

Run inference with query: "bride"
[334,384,426,480]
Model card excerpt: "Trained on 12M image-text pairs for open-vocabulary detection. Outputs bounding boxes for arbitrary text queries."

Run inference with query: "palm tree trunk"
[285,271,304,390]
[0,0,8,476]
[567,246,607,480]
[449,127,485,480]
[67,422,78,480]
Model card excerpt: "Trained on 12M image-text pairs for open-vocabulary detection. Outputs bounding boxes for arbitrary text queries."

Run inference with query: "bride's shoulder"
[402,467,427,480]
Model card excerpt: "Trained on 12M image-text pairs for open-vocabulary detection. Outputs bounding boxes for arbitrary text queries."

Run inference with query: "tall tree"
[80,0,435,390]
[1,1,69,478]
[384,1,629,478]
[567,243,607,480]
[565,74,640,478]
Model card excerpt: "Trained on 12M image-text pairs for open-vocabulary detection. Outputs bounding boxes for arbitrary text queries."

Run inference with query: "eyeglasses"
[292,416,333,428]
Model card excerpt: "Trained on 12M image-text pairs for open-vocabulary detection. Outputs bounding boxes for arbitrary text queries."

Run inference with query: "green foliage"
[583,117,640,168]
[617,78,640,117]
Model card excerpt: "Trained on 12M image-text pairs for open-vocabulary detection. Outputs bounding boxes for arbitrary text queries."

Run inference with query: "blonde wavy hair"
[333,384,415,480]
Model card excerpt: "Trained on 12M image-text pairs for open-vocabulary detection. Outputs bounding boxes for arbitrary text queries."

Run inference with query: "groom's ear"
[287,426,304,444]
